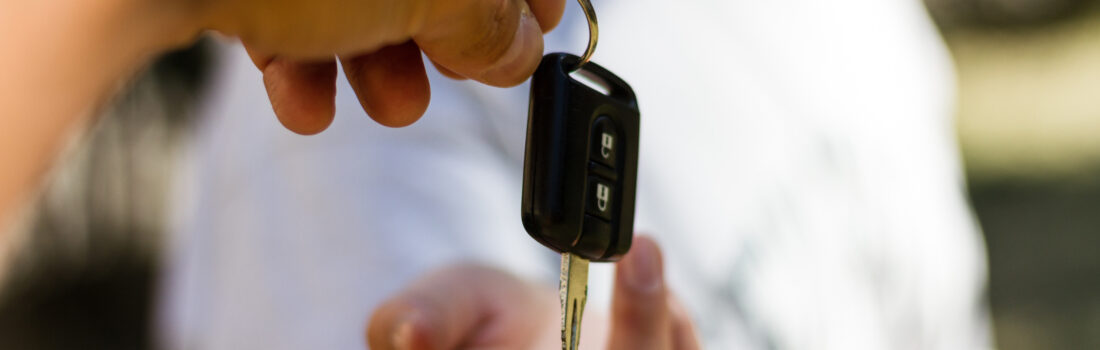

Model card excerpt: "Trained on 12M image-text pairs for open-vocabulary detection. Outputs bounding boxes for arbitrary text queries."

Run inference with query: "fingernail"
[623,239,662,293]
[480,5,541,85]
[392,313,418,350]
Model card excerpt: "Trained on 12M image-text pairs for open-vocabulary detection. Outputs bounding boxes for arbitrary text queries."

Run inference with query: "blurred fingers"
[366,265,546,350]
[340,40,430,128]
[669,296,703,350]
[367,268,485,350]
[608,236,674,350]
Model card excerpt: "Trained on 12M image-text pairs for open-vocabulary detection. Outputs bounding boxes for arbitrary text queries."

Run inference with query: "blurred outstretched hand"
[366,236,702,350]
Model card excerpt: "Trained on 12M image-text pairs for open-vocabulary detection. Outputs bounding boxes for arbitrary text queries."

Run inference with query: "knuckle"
[365,300,399,334]
[365,295,433,346]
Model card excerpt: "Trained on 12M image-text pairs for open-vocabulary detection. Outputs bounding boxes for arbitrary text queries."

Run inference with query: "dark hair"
[0,38,213,350]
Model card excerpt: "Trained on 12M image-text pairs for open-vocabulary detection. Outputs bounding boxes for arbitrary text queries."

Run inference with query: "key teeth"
[560,254,571,350]
[560,253,590,350]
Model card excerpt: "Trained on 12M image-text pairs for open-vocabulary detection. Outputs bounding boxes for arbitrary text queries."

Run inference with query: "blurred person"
[164,1,992,349]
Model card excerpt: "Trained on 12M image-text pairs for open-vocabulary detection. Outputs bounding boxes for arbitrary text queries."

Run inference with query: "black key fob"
[521,53,639,262]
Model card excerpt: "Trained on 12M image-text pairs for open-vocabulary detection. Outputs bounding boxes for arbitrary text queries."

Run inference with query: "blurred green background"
[929,0,1100,348]
[3,1,1100,349]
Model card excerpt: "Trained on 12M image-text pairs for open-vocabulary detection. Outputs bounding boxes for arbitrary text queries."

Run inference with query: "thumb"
[608,236,674,350]
[413,0,546,87]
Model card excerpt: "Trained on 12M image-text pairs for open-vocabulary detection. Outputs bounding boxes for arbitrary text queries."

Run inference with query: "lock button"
[591,117,617,168]
[585,176,614,221]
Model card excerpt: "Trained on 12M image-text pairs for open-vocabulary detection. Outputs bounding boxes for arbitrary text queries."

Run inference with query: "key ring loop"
[573,0,598,71]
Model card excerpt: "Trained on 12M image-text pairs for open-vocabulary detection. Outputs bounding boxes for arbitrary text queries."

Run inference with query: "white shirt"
[161,0,991,349]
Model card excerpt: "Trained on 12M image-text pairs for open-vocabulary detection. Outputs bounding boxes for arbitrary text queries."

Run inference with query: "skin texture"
[0,0,565,240]
[366,237,703,350]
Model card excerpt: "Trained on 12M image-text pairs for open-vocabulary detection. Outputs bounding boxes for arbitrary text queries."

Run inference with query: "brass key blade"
[560,253,590,350]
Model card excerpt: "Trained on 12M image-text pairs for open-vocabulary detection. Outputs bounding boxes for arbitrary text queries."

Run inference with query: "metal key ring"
[573,0,598,70]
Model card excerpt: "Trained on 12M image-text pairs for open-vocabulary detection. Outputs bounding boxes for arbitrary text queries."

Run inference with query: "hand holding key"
[224,0,567,133]
[366,237,701,350]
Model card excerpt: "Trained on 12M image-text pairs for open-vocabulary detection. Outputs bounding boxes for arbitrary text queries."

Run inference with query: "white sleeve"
[160,42,556,350]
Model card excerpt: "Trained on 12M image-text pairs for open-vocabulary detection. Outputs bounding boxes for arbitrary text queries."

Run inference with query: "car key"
[521,52,639,350]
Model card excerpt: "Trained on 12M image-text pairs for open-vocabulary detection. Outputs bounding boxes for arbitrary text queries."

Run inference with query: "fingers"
[527,0,567,32]
[250,40,432,132]
[246,48,337,135]
[239,0,568,133]
[414,0,546,86]
[340,40,430,128]
[669,296,703,350]
[430,59,467,80]
[608,236,674,350]
[367,266,487,350]
[366,265,548,350]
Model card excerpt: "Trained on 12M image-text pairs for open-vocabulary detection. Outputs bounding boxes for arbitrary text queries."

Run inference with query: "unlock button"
[585,176,614,221]
[591,117,617,168]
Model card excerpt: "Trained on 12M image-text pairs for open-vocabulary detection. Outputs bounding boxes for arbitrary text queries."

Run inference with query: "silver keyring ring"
[574,0,598,70]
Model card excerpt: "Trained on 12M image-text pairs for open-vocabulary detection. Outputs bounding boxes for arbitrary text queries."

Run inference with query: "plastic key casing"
[521,53,639,262]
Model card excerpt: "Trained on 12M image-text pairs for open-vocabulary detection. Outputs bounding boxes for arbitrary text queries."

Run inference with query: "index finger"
[608,236,674,350]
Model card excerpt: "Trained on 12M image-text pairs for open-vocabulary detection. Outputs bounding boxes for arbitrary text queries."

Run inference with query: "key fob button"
[591,116,617,168]
[586,176,614,221]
